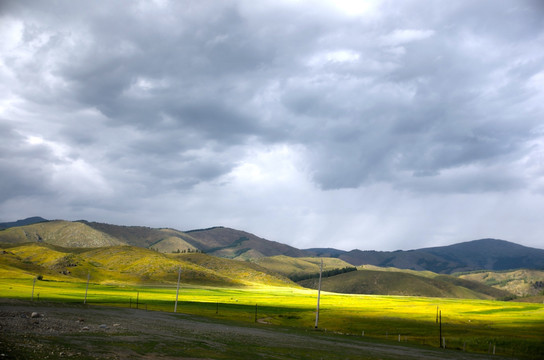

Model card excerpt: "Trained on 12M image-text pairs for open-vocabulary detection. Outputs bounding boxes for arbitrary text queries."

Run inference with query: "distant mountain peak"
[0,216,49,230]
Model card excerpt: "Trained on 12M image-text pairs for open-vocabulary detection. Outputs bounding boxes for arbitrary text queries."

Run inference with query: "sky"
[1,0,544,251]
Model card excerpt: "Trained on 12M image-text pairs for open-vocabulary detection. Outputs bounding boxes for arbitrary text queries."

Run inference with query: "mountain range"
[307,239,544,274]
[1,217,543,274]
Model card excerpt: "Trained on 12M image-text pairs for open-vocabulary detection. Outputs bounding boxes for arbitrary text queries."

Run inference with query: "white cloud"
[381,29,435,46]
[307,49,360,67]
[326,0,378,17]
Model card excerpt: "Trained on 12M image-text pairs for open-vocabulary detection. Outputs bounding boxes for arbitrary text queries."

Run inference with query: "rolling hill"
[78,221,200,252]
[1,217,540,300]
[0,221,309,261]
[252,255,354,280]
[0,243,294,287]
[184,227,308,260]
[457,269,544,297]
[298,268,511,300]
[1,218,543,276]
[0,221,124,248]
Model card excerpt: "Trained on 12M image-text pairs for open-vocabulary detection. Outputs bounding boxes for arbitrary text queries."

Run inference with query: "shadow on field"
[0,299,517,360]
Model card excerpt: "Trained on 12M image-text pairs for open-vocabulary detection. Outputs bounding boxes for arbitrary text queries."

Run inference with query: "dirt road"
[0,299,507,359]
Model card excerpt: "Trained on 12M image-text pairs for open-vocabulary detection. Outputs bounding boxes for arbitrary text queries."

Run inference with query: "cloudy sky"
[1,0,543,251]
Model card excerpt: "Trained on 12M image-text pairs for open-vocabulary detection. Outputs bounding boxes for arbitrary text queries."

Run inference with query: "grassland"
[1,242,543,358]
[253,255,354,278]
[457,269,544,297]
[0,243,294,287]
[0,274,542,359]
[0,221,123,247]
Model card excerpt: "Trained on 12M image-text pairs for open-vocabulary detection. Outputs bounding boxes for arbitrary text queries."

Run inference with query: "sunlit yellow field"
[1,275,543,358]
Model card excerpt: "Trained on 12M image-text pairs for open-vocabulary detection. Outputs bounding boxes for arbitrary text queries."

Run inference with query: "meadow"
[1,275,543,359]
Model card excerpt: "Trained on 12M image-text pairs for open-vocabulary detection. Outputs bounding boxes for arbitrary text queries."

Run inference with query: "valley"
[0,217,543,359]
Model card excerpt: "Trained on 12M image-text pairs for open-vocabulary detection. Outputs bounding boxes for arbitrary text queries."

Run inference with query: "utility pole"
[439,310,442,348]
[314,259,323,329]
[174,267,181,313]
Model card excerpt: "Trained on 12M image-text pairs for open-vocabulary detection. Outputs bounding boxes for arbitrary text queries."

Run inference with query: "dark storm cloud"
[1,0,543,249]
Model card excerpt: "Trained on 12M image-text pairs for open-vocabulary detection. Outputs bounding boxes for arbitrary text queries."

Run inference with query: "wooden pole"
[255,303,258,323]
[83,272,90,304]
[174,267,181,313]
[439,310,442,348]
[314,259,323,329]
[136,291,139,309]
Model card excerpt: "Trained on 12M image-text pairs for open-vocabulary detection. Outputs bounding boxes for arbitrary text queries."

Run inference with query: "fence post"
[174,267,181,313]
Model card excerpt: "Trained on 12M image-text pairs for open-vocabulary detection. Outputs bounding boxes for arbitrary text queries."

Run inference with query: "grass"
[253,255,353,278]
[299,268,510,299]
[1,275,543,358]
[457,269,544,297]
[0,243,294,287]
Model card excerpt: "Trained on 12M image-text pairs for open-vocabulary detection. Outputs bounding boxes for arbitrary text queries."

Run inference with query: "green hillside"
[298,268,511,299]
[80,221,202,251]
[0,221,310,261]
[150,235,198,253]
[457,269,544,297]
[0,220,205,253]
[0,243,294,287]
[0,221,123,247]
[253,255,353,279]
[358,264,514,298]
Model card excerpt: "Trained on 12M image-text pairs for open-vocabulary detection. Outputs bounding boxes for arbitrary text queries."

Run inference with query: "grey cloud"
[1,0,544,250]
[5,0,543,194]
[0,122,56,201]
